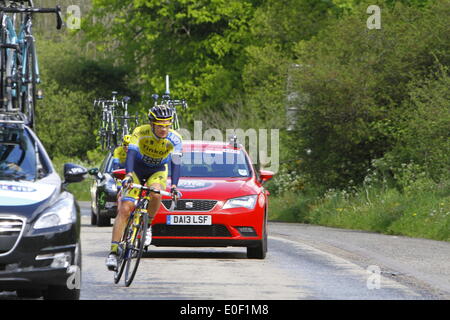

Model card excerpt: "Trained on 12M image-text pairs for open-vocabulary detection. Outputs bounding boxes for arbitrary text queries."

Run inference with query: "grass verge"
[268,179,450,242]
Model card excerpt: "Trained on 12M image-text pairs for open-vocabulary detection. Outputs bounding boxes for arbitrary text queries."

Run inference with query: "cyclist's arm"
[168,130,183,188]
[125,127,140,178]
[170,155,181,187]
[125,148,137,176]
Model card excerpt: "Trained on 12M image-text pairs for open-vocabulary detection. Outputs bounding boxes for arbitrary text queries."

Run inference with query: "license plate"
[166,215,212,225]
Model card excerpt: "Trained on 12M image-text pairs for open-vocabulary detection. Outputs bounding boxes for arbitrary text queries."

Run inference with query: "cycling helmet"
[123,135,131,146]
[148,105,174,124]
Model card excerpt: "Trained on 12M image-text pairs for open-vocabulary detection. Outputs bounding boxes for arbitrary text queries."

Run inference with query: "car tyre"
[247,234,267,259]
[91,209,97,225]
[95,194,111,226]
[247,211,268,259]
[97,214,111,227]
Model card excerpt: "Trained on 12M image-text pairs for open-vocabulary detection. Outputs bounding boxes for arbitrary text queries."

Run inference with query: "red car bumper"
[151,199,266,248]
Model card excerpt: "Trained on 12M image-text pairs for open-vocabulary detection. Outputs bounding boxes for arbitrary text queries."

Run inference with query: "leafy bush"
[288,0,450,189]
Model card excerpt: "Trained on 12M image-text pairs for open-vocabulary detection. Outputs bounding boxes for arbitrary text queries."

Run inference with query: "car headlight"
[223,195,258,210]
[33,197,76,230]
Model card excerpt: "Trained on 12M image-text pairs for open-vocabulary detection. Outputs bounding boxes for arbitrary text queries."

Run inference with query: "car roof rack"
[0,112,27,125]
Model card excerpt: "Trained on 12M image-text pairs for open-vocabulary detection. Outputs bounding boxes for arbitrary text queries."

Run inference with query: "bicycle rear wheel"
[124,209,148,287]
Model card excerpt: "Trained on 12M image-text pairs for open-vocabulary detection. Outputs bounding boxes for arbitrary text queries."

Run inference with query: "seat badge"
[185,201,194,209]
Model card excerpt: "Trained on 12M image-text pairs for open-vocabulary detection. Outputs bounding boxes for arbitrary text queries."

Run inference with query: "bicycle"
[115,95,139,143]
[151,75,188,130]
[0,1,62,128]
[94,91,120,151]
[111,174,181,287]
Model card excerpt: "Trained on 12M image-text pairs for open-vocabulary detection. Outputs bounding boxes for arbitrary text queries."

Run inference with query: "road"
[1,202,449,300]
[78,202,450,300]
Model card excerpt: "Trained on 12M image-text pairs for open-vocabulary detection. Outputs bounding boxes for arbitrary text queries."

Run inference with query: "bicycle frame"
[114,182,176,286]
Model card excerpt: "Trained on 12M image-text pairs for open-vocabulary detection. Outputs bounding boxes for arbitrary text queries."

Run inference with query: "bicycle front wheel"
[124,210,148,287]
[114,215,133,284]
[22,38,36,129]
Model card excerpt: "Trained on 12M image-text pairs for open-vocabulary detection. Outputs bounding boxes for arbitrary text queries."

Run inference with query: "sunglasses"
[153,122,172,128]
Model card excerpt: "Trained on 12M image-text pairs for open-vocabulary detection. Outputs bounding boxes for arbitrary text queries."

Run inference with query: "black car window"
[0,125,37,181]
[169,150,253,178]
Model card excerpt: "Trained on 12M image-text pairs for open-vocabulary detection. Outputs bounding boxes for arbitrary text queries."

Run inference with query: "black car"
[0,117,87,300]
[89,151,119,226]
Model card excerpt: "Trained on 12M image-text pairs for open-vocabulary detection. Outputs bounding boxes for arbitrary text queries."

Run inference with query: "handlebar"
[126,183,178,198]
[0,6,63,30]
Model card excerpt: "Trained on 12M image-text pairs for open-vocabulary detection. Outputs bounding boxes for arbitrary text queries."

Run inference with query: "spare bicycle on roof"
[0,0,62,129]
[93,75,188,151]
[94,91,139,151]
[151,75,188,131]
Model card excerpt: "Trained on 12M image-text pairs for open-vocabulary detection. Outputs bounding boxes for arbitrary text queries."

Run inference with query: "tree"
[86,0,261,124]
[35,37,135,158]
[289,0,450,189]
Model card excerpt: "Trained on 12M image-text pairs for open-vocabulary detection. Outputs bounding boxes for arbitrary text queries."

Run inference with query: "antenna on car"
[162,74,170,100]
[229,135,239,149]
[165,74,170,96]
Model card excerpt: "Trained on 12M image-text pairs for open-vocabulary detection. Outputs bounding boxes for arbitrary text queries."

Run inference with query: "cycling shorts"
[121,164,168,203]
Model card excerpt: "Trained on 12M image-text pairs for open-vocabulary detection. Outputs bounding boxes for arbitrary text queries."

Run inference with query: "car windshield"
[171,150,252,178]
[103,153,114,173]
[0,125,37,181]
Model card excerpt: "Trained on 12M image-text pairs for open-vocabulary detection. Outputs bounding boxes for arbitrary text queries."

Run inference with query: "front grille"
[153,224,231,237]
[162,199,218,212]
[0,216,25,255]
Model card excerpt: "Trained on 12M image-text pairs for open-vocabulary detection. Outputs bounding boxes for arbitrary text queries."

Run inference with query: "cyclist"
[112,135,131,170]
[106,105,182,271]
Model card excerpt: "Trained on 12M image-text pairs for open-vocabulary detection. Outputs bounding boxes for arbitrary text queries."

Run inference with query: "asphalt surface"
[78,202,449,300]
[1,201,449,300]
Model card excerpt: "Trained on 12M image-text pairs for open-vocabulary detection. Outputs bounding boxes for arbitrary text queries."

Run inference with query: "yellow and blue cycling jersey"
[112,145,127,170]
[122,125,182,202]
[127,124,182,167]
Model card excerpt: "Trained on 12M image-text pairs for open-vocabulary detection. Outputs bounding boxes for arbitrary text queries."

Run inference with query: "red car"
[117,139,274,259]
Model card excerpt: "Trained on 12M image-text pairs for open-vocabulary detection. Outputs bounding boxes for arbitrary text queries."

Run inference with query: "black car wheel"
[247,231,267,259]
[91,208,97,225]
[96,194,111,227]
[247,212,268,259]
[97,215,111,227]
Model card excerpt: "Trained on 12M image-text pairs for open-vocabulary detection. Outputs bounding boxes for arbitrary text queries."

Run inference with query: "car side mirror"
[63,163,87,184]
[259,170,274,184]
[88,168,98,176]
[88,167,104,180]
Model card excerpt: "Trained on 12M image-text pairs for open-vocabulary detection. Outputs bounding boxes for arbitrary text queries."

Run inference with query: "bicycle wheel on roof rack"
[0,31,7,111]
[22,39,36,129]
